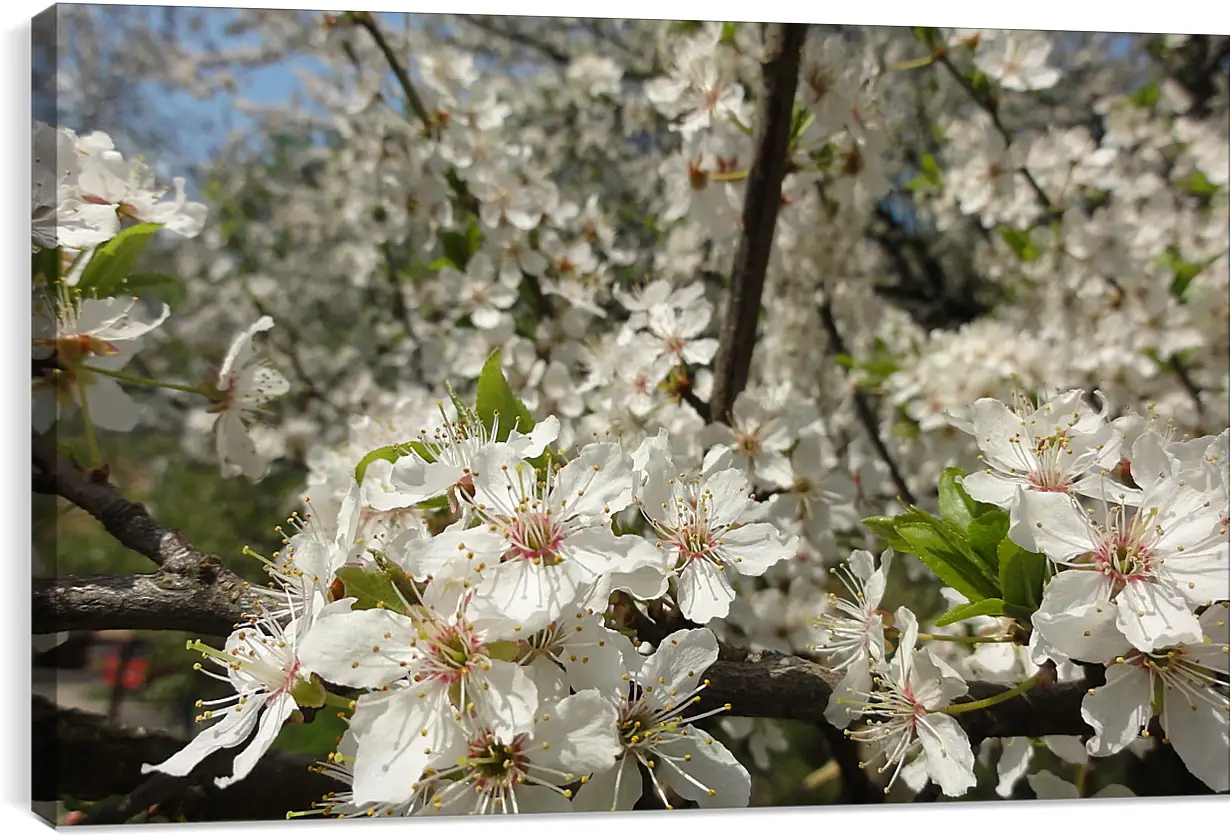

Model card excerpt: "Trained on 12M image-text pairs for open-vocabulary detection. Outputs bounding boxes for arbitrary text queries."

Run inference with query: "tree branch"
[697,648,1093,747]
[31,432,265,625]
[349,11,435,132]
[708,22,808,424]
[33,695,341,821]
[34,434,228,575]
[815,299,918,506]
[33,574,253,636]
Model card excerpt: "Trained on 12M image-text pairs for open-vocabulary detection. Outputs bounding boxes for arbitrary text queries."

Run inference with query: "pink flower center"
[1094,536,1153,586]
[671,521,717,567]
[737,433,761,456]
[502,511,565,566]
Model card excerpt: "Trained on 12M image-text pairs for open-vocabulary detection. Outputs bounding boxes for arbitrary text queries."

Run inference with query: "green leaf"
[720,21,738,45]
[938,467,980,532]
[353,440,437,485]
[335,566,405,612]
[968,509,1009,570]
[897,517,1001,602]
[354,445,400,485]
[476,348,535,442]
[1128,80,1161,109]
[998,226,1041,262]
[439,215,482,271]
[76,223,164,295]
[861,515,912,553]
[935,598,1007,627]
[1177,170,1219,197]
[370,552,423,609]
[998,538,1050,620]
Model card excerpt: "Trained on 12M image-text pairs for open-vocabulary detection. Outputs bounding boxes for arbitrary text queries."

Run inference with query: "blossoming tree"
[31,8,1230,822]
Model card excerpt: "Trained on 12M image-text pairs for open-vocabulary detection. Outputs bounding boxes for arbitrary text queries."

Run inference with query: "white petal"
[474,659,539,739]
[640,628,718,697]
[349,688,451,804]
[141,695,262,777]
[1081,662,1152,757]
[570,758,643,812]
[676,559,735,624]
[655,726,751,807]
[215,692,296,788]
[1161,675,1230,792]
[533,690,620,775]
[297,609,417,689]
[995,737,1033,797]
[918,712,977,797]
[1115,579,1203,652]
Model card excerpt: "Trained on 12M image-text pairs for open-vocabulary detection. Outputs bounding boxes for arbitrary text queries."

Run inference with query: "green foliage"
[33,246,61,285]
[904,153,944,193]
[438,214,483,271]
[353,439,437,485]
[1177,170,1220,198]
[76,223,165,296]
[113,272,187,307]
[1127,80,1161,109]
[334,566,406,612]
[998,226,1042,262]
[998,539,1050,622]
[862,468,1047,625]
[895,515,1001,602]
[271,706,349,757]
[934,597,1008,626]
[476,348,536,442]
[834,339,900,389]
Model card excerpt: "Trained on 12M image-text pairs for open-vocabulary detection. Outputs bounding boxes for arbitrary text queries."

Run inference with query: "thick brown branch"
[33,574,254,636]
[697,648,1093,746]
[33,695,341,821]
[708,22,808,424]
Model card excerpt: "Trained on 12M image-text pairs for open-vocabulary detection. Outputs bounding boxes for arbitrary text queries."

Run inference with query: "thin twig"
[815,299,918,506]
[934,53,1056,216]
[350,11,435,132]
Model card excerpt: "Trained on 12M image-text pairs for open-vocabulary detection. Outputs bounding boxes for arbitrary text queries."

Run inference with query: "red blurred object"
[101,647,150,690]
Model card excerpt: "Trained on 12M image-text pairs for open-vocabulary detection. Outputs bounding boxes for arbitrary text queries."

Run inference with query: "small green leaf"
[335,566,405,612]
[935,598,1007,627]
[371,552,423,608]
[861,515,912,553]
[998,538,1050,620]
[998,226,1041,262]
[897,517,1001,602]
[353,440,437,485]
[76,223,164,295]
[33,246,61,285]
[719,21,738,45]
[476,349,535,442]
[354,445,400,486]
[1177,170,1219,197]
[1128,80,1161,109]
